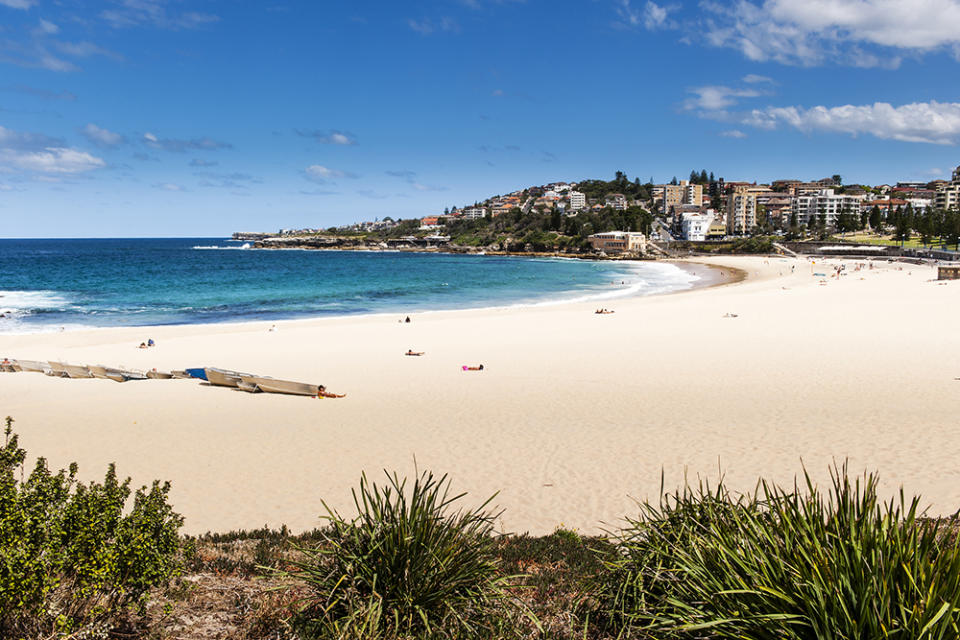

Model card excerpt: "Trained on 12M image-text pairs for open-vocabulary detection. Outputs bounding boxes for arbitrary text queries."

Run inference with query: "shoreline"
[0,258,727,337]
[3,255,957,536]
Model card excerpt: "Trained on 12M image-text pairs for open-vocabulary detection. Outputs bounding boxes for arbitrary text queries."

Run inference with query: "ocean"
[0,238,698,333]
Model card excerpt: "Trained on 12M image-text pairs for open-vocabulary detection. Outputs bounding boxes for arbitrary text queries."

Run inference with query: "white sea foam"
[0,290,72,312]
[192,243,251,250]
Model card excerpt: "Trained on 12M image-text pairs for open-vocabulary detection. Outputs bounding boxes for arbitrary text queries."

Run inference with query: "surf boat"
[184,368,208,380]
[0,359,16,372]
[16,360,48,374]
[47,361,70,377]
[104,367,147,382]
[204,367,252,388]
[241,374,319,397]
[62,363,94,379]
[87,365,110,379]
[170,370,193,379]
[146,369,174,380]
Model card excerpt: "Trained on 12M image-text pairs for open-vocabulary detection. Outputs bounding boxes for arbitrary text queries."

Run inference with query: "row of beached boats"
[0,360,325,397]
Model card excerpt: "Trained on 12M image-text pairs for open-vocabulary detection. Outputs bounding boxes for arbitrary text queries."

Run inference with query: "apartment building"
[725,186,757,235]
[791,189,864,227]
[655,180,703,212]
[605,193,628,210]
[568,190,586,211]
[461,207,487,220]
[934,165,960,210]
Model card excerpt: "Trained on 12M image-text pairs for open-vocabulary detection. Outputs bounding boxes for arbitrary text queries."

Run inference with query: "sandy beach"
[1,255,958,535]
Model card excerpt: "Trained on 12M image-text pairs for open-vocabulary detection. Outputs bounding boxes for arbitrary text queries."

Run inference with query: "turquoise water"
[0,238,698,333]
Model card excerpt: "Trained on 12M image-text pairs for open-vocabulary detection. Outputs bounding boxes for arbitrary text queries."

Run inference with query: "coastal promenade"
[1,256,957,535]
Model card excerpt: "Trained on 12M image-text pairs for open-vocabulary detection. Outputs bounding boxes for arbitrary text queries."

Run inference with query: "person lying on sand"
[405,349,425,356]
[317,385,346,398]
[462,364,484,371]
[138,342,148,349]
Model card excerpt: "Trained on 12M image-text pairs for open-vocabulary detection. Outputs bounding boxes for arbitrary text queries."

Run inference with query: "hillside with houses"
[244,166,960,257]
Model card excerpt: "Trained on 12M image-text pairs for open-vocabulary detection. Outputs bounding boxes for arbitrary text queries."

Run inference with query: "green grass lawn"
[837,232,959,250]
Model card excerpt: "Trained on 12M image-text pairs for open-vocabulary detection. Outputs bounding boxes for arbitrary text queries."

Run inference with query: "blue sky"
[2,0,960,237]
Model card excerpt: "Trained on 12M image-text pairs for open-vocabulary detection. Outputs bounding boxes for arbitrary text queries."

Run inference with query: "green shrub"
[591,465,960,638]
[0,416,182,636]
[279,471,512,638]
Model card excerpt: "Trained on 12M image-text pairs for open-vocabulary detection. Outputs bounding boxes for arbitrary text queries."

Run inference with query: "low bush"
[276,470,515,639]
[0,416,182,637]
[590,464,960,638]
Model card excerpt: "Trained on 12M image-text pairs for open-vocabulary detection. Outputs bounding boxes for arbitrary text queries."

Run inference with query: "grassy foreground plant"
[279,471,514,638]
[0,416,182,637]
[591,464,960,638]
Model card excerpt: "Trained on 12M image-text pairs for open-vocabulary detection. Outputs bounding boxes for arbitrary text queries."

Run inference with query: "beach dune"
[1,256,958,535]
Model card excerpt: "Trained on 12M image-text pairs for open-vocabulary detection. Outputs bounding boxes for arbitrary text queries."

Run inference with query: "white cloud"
[295,129,358,145]
[702,0,960,67]
[142,131,231,152]
[743,100,960,144]
[720,129,748,138]
[0,0,36,8]
[617,0,677,29]
[101,1,219,29]
[0,125,64,150]
[742,73,773,84]
[683,85,763,111]
[154,182,184,191]
[304,165,358,182]
[35,19,59,35]
[80,123,125,147]
[0,147,106,173]
[407,16,459,35]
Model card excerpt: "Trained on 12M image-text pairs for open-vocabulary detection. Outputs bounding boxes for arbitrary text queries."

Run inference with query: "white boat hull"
[205,368,246,388]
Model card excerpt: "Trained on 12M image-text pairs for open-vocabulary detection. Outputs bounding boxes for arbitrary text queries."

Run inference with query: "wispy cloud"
[189,158,218,167]
[153,182,185,191]
[80,123,125,148]
[743,100,960,144]
[143,132,232,152]
[195,171,262,188]
[3,84,77,101]
[742,73,774,84]
[386,169,448,191]
[616,0,677,29]
[304,164,359,182]
[101,0,219,29]
[0,0,36,9]
[295,129,358,145]
[407,16,459,35]
[0,125,64,150]
[720,129,748,138]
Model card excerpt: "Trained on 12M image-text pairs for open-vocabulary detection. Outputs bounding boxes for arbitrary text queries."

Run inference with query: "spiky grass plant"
[592,464,960,639]
[281,471,512,639]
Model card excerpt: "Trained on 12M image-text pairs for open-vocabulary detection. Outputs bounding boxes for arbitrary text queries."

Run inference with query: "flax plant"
[593,464,960,639]
[280,471,513,639]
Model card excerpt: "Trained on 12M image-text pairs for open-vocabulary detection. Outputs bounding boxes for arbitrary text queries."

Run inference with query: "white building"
[605,193,628,211]
[934,166,960,210]
[461,207,488,220]
[568,191,586,211]
[791,189,864,227]
[680,212,713,241]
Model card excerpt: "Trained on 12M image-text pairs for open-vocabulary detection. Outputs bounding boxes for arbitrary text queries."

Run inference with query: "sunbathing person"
[317,385,346,398]
[405,349,425,356]
[462,364,484,371]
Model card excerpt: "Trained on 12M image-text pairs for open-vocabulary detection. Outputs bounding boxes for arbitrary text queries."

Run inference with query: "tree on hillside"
[832,174,843,185]
[869,205,882,231]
